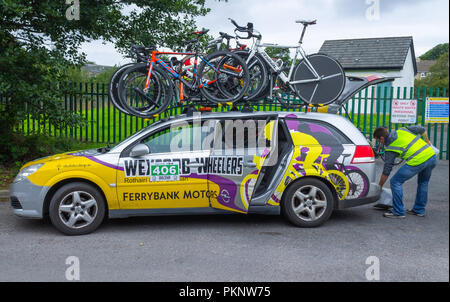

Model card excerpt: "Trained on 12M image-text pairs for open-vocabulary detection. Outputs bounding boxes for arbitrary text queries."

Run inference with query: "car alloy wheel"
[58,191,98,229]
[291,185,327,222]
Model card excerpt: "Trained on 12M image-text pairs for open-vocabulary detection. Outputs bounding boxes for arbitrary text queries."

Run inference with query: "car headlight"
[13,163,44,183]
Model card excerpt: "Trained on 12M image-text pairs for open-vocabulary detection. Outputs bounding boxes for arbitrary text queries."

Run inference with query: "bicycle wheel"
[118,63,173,118]
[344,169,369,199]
[108,63,135,114]
[292,53,345,105]
[176,55,202,101]
[326,170,349,200]
[198,50,250,104]
[232,51,268,101]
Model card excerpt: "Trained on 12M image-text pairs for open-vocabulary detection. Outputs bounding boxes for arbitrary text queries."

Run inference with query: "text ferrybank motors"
[122,190,218,202]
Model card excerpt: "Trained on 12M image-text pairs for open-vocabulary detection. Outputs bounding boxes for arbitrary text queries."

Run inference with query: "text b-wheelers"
[123,156,244,178]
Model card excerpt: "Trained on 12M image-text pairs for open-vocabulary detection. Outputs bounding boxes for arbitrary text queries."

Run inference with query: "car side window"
[140,121,215,154]
[214,118,274,154]
[284,118,351,145]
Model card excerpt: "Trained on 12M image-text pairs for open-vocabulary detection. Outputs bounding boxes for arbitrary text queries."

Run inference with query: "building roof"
[319,36,417,74]
[416,59,435,73]
[82,63,114,76]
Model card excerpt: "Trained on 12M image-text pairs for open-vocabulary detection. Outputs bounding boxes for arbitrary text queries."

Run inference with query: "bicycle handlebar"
[129,44,155,62]
[229,18,246,30]
[229,18,261,40]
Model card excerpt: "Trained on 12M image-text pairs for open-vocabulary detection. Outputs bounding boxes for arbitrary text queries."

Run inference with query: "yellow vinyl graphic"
[267,116,350,206]
[24,151,121,210]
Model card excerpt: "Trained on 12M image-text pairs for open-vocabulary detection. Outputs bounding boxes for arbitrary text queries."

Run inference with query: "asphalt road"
[0,160,448,282]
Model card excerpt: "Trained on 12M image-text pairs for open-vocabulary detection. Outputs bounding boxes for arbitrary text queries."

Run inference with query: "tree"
[419,43,449,60]
[415,51,449,90]
[0,1,210,163]
[265,47,292,67]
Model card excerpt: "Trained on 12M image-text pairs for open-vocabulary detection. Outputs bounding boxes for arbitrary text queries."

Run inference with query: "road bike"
[228,18,346,107]
[116,30,250,118]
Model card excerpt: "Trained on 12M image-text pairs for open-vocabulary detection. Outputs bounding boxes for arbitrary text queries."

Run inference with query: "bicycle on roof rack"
[226,18,346,108]
[108,19,348,118]
[111,29,251,118]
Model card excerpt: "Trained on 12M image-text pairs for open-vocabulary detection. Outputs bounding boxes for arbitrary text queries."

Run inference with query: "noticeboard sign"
[391,99,417,124]
[425,97,449,123]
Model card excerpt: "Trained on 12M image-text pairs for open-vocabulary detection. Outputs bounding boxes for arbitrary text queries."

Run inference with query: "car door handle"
[187,163,203,168]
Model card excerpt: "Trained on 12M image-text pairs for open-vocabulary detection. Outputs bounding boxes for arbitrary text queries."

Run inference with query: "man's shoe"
[406,209,425,217]
[373,204,392,210]
[383,211,405,219]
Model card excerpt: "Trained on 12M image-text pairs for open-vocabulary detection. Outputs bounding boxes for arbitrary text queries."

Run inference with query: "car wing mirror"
[130,144,150,157]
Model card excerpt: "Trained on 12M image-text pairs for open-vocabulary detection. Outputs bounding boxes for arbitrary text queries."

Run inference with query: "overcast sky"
[81,0,449,66]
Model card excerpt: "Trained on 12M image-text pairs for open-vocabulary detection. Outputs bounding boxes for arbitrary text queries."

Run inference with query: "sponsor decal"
[123,156,243,178]
[124,177,149,184]
[150,163,180,182]
[122,190,218,202]
[219,189,231,203]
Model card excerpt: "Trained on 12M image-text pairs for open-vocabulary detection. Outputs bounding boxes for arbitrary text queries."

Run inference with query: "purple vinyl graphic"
[187,173,242,212]
[281,117,370,200]
[69,153,124,171]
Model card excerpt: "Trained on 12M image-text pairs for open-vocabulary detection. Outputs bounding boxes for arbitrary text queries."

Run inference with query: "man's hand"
[379,174,389,188]
[422,132,432,145]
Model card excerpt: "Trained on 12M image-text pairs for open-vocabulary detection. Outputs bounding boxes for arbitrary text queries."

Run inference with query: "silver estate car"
[10,110,380,235]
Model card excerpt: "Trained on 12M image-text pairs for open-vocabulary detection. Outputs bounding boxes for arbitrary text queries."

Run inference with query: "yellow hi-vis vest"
[385,128,435,166]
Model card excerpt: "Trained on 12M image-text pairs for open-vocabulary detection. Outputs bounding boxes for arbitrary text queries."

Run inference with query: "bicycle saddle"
[295,19,317,25]
[131,45,155,53]
[219,32,234,40]
[191,29,210,36]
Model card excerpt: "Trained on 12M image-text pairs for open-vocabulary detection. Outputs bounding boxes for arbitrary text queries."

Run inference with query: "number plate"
[150,163,180,182]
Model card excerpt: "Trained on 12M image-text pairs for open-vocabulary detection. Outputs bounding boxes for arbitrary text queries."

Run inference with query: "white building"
[319,36,417,88]
[319,36,418,113]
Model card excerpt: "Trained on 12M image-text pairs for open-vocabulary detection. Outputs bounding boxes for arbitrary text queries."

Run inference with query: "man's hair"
[373,127,389,139]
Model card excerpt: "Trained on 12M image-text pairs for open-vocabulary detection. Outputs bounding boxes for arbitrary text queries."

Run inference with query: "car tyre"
[49,182,106,235]
[281,178,335,228]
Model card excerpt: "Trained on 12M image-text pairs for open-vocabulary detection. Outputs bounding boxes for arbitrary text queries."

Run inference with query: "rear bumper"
[336,183,381,210]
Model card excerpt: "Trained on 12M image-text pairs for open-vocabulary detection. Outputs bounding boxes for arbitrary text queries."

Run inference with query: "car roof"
[182,110,351,125]
[196,111,368,145]
[110,111,369,153]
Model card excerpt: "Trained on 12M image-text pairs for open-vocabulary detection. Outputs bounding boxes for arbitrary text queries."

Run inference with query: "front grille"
[10,196,23,209]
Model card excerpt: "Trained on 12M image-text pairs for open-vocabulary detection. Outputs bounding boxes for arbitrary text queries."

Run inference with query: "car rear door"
[207,115,277,213]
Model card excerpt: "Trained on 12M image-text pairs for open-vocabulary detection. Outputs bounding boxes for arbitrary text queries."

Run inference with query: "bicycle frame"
[243,30,318,85]
[144,51,220,92]
[243,24,344,91]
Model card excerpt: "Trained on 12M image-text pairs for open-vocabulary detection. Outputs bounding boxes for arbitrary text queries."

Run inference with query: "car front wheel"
[281,178,335,227]
[49,182,106,235]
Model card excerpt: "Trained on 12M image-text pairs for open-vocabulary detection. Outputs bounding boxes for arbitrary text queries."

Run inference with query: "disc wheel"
[292,53,345,105]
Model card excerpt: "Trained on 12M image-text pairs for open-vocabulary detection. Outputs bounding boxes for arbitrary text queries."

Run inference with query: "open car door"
[208,115,277,214]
